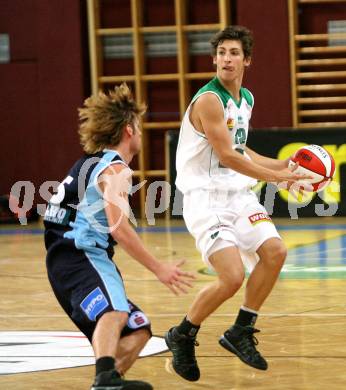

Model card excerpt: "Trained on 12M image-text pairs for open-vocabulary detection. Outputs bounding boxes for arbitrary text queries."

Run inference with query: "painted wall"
[0,0,87,201]
[236,0,292,128]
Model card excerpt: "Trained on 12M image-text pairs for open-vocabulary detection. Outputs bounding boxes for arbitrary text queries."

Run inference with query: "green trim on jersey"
[241,87,254,107]
[192,77,254,109]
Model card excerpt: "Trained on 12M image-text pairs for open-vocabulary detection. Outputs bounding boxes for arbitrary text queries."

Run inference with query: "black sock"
[95,356,116,376]
[176,316,200,337]
[235,308,258,327]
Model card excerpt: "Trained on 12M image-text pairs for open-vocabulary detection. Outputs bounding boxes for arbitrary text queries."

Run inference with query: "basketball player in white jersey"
[165,25,311,381]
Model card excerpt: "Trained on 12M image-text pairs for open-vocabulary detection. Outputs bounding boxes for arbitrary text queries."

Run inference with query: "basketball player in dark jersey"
[44,83,195,390]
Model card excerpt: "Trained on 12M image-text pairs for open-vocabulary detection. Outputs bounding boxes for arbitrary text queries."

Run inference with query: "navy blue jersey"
[43,150,126,255]
[44,150,152,334]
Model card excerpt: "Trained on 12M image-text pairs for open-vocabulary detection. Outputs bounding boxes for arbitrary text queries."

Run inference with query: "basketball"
[288,144,335,192]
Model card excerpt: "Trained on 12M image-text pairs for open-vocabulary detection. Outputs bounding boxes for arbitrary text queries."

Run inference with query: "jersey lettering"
[44,204,71,225]
[234,127,247,145]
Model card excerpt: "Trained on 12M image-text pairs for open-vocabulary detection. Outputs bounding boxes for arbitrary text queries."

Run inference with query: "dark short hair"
[210,25,254,59]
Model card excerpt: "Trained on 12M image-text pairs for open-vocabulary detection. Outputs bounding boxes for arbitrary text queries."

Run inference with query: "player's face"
[213,40,251,83]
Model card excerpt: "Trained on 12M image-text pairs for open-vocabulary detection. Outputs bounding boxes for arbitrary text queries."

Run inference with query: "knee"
[218,273,245,299]
[261,241,287,269]
[273,243,287,265]
[137,328,151,346]
[102,310,129,328]
[116,311,129,327]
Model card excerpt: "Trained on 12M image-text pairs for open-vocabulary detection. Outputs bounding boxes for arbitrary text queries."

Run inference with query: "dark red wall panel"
[299,3,346,34]
[100,0,132,28]
[0,0,86,205]
[36,0,85,182]
[236,0,292,128]
[0,64,40,193]
[0,0,38,60]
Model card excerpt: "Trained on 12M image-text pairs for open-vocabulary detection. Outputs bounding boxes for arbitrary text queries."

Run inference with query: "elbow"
[219,151,238,169]
[110,222,128,244]
[111,230,126,246]
[219,155,228,167]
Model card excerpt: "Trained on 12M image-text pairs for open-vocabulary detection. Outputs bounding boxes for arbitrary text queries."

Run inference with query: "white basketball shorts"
[182,188,281,272]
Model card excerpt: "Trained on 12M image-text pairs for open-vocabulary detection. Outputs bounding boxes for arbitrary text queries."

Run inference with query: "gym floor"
[0,217,346,389]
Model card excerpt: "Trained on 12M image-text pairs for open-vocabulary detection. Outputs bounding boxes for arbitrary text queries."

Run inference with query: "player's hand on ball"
[277,180,313,200]
[275,162,313,187]
[275,163,314,198]
[155,259,196,295]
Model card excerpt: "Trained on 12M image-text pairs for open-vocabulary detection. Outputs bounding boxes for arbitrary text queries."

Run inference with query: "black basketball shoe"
[91,369,153,390]
[219,324,268,370]
[164,327,200,381]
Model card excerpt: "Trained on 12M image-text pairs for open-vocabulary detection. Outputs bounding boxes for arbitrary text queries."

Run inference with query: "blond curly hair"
[78,83,146,154]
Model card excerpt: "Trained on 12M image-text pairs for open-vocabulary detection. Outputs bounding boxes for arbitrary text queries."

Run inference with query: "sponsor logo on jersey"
[80,287,109,321]
[227,118,235,129]
[44,204,71,225]
[128,311,150,329]
[0,331,168,375]
[238,116,244,125]
[248,212,272,225]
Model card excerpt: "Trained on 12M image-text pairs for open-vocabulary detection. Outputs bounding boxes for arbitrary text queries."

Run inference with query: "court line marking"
[1,313,346,318]
[1,224,346,235]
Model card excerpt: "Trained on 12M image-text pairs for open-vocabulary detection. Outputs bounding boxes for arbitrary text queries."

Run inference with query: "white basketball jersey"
[176,77,258,194]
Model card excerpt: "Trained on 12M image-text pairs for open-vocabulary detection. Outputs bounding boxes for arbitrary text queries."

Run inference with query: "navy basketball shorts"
[46,238,151,341]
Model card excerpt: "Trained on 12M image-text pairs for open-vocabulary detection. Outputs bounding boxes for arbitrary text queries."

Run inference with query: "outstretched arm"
[99,164,195,295]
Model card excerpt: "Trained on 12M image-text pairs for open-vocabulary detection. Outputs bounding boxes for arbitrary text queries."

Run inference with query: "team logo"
[226,118,235,129]
[0,331,168,375]
[248,212,272,225]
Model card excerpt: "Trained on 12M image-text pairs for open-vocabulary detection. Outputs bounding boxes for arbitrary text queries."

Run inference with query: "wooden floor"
[1,217,346,389]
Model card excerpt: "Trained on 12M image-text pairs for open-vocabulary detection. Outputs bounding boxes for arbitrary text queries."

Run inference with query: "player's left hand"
[155,259,196,295]
[277,180,313,200]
